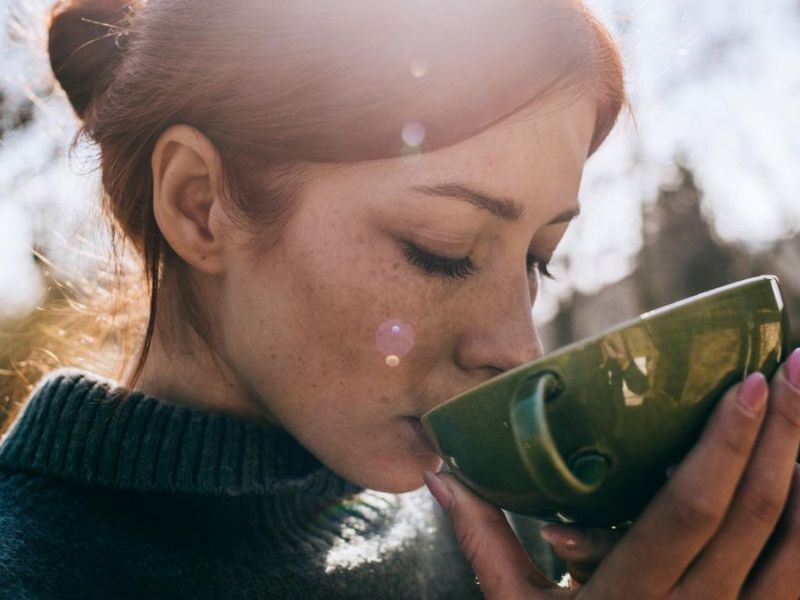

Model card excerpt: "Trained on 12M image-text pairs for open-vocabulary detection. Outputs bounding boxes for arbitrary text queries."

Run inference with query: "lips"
[405,416,438,454]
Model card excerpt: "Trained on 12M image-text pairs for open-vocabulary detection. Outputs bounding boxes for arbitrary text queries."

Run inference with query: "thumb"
[424,470,558,598]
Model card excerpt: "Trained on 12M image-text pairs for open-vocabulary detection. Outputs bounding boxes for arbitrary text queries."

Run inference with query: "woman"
[1,0,798,598]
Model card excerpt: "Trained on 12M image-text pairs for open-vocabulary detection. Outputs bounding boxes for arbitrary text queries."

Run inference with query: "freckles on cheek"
[293,231,437,380]
[285,257,374,369]
[361,254,431,362]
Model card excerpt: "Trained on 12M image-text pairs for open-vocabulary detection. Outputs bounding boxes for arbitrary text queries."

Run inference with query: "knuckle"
[719,425,754,457]
[669,488,724,534]
[740,482,785,526]
[453,509,512,573]
[455,521,488,565]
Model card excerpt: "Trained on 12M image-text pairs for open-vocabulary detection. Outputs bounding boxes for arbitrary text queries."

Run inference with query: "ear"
[151,124,227,275]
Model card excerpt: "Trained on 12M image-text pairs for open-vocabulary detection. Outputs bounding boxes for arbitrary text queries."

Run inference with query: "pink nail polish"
[423,470,453,511]
[738,372,767,415]
[785,348,800,388]
[540,525,584,548]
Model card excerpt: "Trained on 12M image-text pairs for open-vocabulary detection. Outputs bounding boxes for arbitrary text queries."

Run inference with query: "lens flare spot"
[400,144,423,164]
[401,122,426,146]
[410,57,428,78]
[376,319,414,357]
[385,355,400,367]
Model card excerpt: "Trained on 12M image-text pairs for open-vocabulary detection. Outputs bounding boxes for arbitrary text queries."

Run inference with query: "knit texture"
[0,368,486,599]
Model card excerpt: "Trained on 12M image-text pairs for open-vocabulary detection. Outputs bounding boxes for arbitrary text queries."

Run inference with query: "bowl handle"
[510,372,607,501]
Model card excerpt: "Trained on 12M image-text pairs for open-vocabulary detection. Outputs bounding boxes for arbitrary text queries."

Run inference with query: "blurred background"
[1,0,799,433]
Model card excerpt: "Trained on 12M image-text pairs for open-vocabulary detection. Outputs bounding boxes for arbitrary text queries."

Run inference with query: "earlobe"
[151,124,226,276]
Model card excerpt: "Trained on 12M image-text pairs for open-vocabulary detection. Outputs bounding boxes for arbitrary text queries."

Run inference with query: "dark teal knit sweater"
[0,368,555,599]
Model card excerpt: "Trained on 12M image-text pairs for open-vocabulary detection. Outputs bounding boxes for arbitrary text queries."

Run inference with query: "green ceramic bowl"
[421,275,792,527]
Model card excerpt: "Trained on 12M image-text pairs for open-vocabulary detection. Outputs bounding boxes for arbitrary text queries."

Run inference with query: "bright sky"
[1,0,798,321]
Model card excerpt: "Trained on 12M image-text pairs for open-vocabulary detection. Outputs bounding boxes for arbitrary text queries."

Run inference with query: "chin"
[345,453,443,494]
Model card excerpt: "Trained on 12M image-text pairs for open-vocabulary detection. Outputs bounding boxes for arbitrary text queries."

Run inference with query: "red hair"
[31,0,627,396]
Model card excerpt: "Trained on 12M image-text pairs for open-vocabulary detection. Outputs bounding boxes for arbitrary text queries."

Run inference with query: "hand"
[424,348,800,598]
[539,523,628,587]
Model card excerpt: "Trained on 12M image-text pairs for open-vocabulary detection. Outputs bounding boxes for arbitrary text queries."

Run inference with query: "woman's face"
[219,93,598,492]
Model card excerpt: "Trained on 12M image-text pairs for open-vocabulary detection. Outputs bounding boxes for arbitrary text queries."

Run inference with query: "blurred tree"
[542,162,800,350]
[637,165,739,308]
[0,88,37,142]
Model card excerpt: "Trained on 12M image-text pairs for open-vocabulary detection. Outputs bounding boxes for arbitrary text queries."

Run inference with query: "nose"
[454,285,545,379]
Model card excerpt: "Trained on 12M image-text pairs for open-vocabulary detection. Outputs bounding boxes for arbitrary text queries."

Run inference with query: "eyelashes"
[401,243,480,280]
[528,253,555,280]
[401,242,555,282]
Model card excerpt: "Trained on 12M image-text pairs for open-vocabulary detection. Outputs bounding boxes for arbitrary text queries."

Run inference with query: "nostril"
[456,366,506,394]
[486,365,506,378]
[454,320,542,376]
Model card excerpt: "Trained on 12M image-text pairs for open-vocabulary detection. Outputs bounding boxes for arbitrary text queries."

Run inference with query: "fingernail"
[785,348,800,388]
[540,525,585,549]
[738,372,768,415]
[423,470,453,511]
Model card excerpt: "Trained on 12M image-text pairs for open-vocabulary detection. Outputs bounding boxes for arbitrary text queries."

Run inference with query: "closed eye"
[401,242,479,280]
[401,242,555,282]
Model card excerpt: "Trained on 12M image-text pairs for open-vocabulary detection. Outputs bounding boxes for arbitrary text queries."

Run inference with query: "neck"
[121,294,277,428]
[1,367,359,498]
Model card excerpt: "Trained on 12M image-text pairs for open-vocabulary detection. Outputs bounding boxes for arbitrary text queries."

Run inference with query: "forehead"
[303,92,598,214]
[408,93,597,187]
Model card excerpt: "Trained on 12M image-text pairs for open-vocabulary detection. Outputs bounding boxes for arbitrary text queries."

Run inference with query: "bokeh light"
[384,355,400,367]
[401,122,426,147]
[400,144,423,164]
[410,57,428,78]
[375,319,414,362]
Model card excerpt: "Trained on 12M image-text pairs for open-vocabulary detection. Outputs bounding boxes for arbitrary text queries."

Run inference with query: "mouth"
[403,416,438,454]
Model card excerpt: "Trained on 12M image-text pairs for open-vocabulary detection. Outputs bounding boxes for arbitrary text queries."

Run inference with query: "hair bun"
[48,0,134,119]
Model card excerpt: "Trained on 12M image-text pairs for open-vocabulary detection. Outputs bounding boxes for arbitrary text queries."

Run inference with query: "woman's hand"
[424,349,800,598]
[539,523,627,587]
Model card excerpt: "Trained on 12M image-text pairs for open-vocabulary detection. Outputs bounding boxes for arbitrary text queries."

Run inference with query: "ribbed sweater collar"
[0,368,362,498]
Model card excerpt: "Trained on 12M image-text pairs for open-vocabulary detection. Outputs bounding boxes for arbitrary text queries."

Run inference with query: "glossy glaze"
[421,275,792,526]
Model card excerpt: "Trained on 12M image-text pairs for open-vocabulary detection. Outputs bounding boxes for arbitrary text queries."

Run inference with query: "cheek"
[219,224,453,490]
[224,224,444,425]
[291,232,424,375]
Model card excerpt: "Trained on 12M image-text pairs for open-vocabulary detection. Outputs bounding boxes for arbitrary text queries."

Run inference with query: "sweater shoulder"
[0,469,177,599]
[0,469,107,551]
[0,469,70,550]
[0,469,88,598]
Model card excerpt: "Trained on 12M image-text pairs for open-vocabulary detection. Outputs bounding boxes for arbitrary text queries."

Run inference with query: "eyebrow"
[408,182,581,225]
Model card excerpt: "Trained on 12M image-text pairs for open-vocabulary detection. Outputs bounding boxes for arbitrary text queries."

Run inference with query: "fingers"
[677,354,800,597]
[741,463,800,600]
[585,372,769,596]
[423,470,557,598]
[540,524,627,585]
